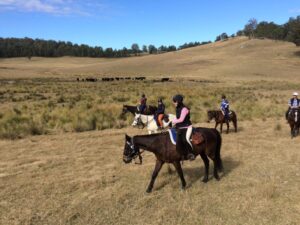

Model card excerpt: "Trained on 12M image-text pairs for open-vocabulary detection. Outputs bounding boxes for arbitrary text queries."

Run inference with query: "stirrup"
[187,153,195,161]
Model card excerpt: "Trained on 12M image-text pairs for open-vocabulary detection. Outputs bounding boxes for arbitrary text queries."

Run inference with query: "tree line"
[215,16,300,46]
[0,38,211,58]
[0,15,299,58]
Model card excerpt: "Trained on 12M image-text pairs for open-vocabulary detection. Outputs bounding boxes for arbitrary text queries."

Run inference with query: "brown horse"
[121,105,157,116]
[207,110,237,134]
[287,108,300,138]
[123,127,223,192]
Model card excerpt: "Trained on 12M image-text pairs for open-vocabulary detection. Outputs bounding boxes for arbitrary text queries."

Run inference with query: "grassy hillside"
[0,37,299,81]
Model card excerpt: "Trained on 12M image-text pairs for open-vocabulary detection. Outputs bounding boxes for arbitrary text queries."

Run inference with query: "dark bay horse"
[123,127,223,192]
[121,105,157,116]
[207,110,237,134]
[287,108,300,138]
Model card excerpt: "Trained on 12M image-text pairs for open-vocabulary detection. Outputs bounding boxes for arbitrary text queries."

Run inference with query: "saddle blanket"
[168,128,202,145]
[168,128,177,145]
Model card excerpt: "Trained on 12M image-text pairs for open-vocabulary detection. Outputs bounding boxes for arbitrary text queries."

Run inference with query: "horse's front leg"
[290,124,294,138]
[220,122,223,133]
[146,160,164,193]
[172,161,186,189]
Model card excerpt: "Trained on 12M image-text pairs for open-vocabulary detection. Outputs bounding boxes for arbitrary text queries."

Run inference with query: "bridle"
[125,138,143,164]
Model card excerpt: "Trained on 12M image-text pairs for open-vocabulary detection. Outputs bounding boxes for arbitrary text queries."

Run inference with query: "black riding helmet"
[158,98,163,103]
[221,94,226,99]
[141,93,146,98]
[172,94,184,103]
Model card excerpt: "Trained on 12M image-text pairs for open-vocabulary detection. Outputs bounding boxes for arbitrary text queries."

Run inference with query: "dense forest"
[0,16,299,58]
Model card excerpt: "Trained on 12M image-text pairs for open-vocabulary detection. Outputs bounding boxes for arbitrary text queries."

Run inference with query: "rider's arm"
[172,107,189,124]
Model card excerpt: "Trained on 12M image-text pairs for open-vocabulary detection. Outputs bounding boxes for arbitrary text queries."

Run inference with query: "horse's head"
[207,110,215,122]
[121,105,128,115]
[123,134,140,164]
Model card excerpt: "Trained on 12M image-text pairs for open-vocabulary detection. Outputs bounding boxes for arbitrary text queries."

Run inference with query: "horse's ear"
[125,134,130,140]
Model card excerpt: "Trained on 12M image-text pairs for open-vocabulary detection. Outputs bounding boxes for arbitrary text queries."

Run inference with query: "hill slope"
[0,37,299,81]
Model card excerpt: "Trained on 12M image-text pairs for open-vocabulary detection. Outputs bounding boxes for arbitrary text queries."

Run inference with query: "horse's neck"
[134,135,158,153]
[129,106,138,114]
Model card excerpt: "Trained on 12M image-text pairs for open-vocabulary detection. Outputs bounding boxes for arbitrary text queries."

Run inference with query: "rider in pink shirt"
[172,94,195,160]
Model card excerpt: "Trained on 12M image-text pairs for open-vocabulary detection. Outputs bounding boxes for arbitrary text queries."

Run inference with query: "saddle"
[168,128,205,145]
[191,130,204,145]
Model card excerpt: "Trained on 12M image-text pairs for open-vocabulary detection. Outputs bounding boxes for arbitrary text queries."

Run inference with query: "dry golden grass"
[0,119,299,225]
[0,37,300,224]
[0,37,299,81]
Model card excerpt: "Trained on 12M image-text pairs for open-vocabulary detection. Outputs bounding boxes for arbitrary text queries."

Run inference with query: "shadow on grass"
[183,156,240,186]
[152,156,240,191]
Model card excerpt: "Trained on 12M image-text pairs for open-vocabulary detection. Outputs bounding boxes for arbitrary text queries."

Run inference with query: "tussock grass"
[0,79,296,139]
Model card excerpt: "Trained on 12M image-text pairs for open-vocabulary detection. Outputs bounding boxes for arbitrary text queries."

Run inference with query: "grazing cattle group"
[76,76,171,82]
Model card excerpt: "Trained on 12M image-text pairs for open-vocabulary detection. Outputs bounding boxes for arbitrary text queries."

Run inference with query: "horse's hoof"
[215,176,220,181]
[181,185,186,191]
[202,178,208,183]
[146,188,152,193]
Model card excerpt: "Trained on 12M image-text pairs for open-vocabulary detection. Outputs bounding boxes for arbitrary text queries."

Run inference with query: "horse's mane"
[135,132,168,138]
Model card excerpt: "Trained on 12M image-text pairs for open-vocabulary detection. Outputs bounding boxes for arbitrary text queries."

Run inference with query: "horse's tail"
[215,129,223,172]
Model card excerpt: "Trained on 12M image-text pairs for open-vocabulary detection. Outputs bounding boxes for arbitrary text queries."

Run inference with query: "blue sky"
[0,0,299,49]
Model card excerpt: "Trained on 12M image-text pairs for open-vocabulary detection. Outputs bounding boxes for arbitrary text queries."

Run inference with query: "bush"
[0,113,45,139]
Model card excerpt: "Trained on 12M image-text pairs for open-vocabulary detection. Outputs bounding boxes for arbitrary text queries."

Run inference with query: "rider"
[154,98,165,129]
[286,92,300,120]
[171,94,195,161]
[138,93,147,113]
[220,94,230,122]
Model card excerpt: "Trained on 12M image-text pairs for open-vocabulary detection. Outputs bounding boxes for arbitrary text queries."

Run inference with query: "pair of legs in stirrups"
[154,114,164,128]
[176,127,195,161]
[139,105,146,113]
[222,109,230,122]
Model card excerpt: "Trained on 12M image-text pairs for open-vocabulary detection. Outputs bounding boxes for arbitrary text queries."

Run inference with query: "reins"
[130,138,144,164]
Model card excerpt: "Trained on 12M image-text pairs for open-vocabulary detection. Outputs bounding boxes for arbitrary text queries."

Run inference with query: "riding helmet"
[222,94,226,99]
[172,94,184,103]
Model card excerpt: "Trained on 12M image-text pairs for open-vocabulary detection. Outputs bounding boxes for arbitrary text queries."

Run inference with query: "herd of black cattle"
[76,77,170,82]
